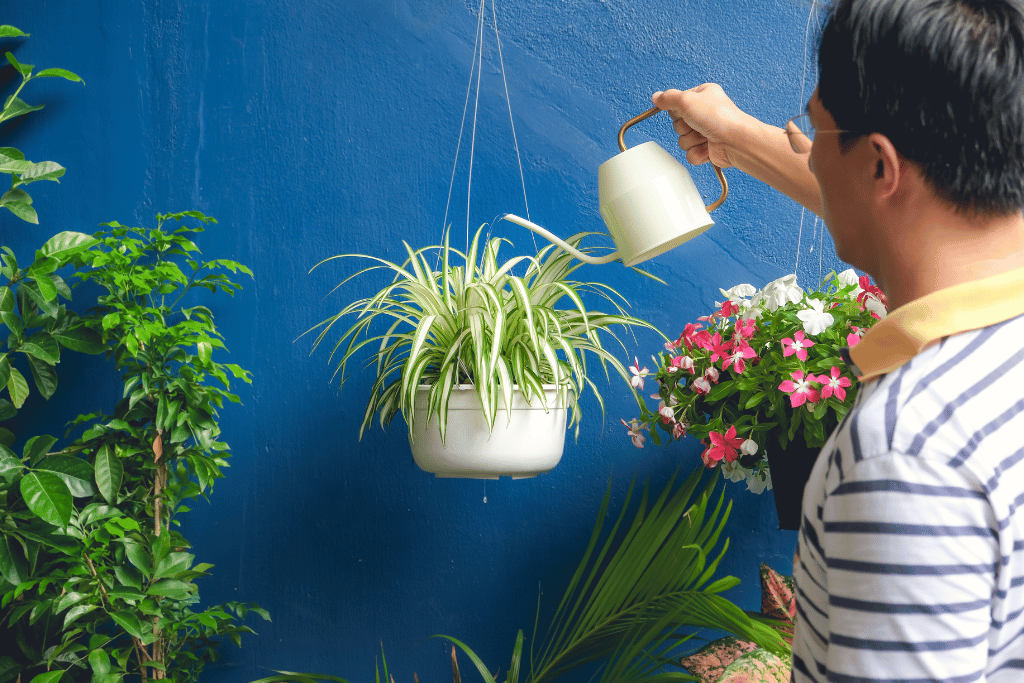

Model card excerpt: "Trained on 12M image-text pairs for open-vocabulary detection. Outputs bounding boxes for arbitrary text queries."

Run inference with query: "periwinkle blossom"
[796,297,836,335]
[761,274,804,312]
[836,268,864,299]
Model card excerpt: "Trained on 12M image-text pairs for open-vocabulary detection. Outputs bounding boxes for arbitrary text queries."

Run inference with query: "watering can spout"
[500,213,622,265]
[504,107,728,268]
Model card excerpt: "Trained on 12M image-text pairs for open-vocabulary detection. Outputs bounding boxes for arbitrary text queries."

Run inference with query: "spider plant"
[305,224,660,442]
[437,466,790,683]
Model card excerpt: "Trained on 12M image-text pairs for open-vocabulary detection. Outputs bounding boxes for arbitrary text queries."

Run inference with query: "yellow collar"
[849,267,1024,381]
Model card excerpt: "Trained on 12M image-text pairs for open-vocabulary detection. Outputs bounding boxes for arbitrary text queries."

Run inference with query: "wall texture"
[2,1,843,682]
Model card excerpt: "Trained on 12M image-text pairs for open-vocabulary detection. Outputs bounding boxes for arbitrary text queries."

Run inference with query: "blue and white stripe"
[792,314,1024,682]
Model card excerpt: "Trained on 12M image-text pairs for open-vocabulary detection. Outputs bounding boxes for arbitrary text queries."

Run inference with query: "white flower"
[836,268,864,299]
[745,469,772,494]
[761,274,804,312]
[719,283,757,310]
[740,439,758,456]
[796,297,835,335]
[864,296,888,319]
[720,458,747,483]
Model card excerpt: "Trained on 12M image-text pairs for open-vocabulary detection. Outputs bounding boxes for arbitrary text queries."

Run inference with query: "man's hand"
[652,84,747,169]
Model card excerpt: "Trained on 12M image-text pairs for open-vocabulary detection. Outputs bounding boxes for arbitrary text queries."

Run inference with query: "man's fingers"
[684,141,711,165]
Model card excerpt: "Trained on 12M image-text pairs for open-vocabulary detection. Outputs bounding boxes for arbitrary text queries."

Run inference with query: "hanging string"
[440,0,487,246]
[491,0,535,250]
[793,0,821,276]
[465,0,487,249]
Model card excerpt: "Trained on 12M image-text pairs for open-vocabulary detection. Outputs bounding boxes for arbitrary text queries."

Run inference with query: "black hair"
[817,0,1024,214]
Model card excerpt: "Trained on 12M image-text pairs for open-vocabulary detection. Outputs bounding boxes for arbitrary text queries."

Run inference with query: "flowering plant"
[625,270,887,493]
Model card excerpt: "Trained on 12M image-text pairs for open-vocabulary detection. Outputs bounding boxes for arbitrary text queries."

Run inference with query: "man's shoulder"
[837,313,1024,471]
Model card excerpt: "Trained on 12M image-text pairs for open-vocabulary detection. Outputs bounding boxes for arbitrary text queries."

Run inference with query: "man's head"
[817,0,1024,215]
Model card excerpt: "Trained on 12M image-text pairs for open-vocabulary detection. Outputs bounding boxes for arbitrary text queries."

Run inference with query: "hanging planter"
[305,225,658,478]
[764,434,821,531]
[410,384,567,479]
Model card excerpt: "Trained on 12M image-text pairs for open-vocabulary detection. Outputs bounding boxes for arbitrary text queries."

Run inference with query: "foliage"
[0,212,265,683]
[627,271,886,493]
[305,224,661,442]
[437,467,789,683]
[0,24,83,225]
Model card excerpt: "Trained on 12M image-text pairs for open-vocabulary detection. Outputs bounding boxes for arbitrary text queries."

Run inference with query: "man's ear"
[868,132,903,199]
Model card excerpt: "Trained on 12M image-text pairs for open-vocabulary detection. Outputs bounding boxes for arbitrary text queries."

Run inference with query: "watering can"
[501,106,728,267]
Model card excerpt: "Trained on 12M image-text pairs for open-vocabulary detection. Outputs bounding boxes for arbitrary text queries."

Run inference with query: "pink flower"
[680,323,704,351]
[846,325,865,347]
[658,403,675,424]
[621,418,647,448]
[781,330,815,361]
[629,357,648,391]
[818,366,852,402]
[669,355,695,374]
[708,333,733,364]
[672,421,686,439]
[704,366,720,384]
[733,318,757,340]
[722,340,757,374]
[719,300,739,318]
[691,329,713,351]
[692,376,711,395]
[706,425,745,463]
[778,370,821,408]
[700,440,716,468]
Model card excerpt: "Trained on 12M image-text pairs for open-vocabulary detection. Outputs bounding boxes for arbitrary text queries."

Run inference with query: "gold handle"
[617,106,728,212]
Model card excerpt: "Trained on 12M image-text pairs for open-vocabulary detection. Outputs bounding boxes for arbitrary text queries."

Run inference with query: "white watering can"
[502,107,728,267]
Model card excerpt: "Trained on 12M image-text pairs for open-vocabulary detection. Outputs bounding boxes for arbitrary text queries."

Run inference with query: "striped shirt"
[791,268,1024,683]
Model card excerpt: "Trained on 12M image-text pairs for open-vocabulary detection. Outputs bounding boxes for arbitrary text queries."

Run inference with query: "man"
[653,0,1024,681]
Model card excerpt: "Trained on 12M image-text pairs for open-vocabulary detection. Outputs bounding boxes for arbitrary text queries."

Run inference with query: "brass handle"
[617,106,728,212]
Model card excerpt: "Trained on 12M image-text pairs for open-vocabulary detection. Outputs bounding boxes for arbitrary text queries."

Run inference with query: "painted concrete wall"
[3,1,843,682]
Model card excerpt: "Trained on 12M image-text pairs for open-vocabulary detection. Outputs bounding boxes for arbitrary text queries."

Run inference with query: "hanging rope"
[794,0,821,276]
[439,0,532,253]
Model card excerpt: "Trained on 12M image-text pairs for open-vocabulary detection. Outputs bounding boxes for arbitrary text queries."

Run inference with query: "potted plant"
[625,270,887,529]
[306,224,659,478]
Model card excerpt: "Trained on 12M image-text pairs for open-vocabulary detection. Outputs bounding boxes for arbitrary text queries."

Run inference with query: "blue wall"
[3,1,843,682]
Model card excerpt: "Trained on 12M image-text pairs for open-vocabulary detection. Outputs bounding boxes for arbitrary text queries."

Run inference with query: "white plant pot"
[409,384,568,479]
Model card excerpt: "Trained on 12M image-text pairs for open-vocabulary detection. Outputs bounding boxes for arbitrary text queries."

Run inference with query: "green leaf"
[122,540,152,577]
[23,435,57,463]
[8,366,30,409]
[94,445,122,504]
[36,455,95,498]
[0,453,20,477]
[147,579,192,600]
[26,355,57,400]
[2,312,23,338]
[154,551,192,579]
[196,341,211,365]
[52,327,105,354]
[63,604,97,629]
[6,201,38,224]
[0,26,28,38]
[33,68,83,83]
[110,611,145,639]
[4,52,31,77]
[0,289,14,314]
[18,161,64,184]
[40,232,99,261]
[0,533,28,586]
[19,471,72,527]
[0,356,9,391]
[28,671,63,683]
[21,333,59,364]
[88,649,110,676]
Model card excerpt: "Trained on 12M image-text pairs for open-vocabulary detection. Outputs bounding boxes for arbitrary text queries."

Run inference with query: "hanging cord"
[440,0,487,246]
[793,0,820,276]
[464,0,487,249]
[491,0,535,251]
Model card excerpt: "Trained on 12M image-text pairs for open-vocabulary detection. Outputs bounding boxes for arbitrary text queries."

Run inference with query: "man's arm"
[651,84,824,216]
